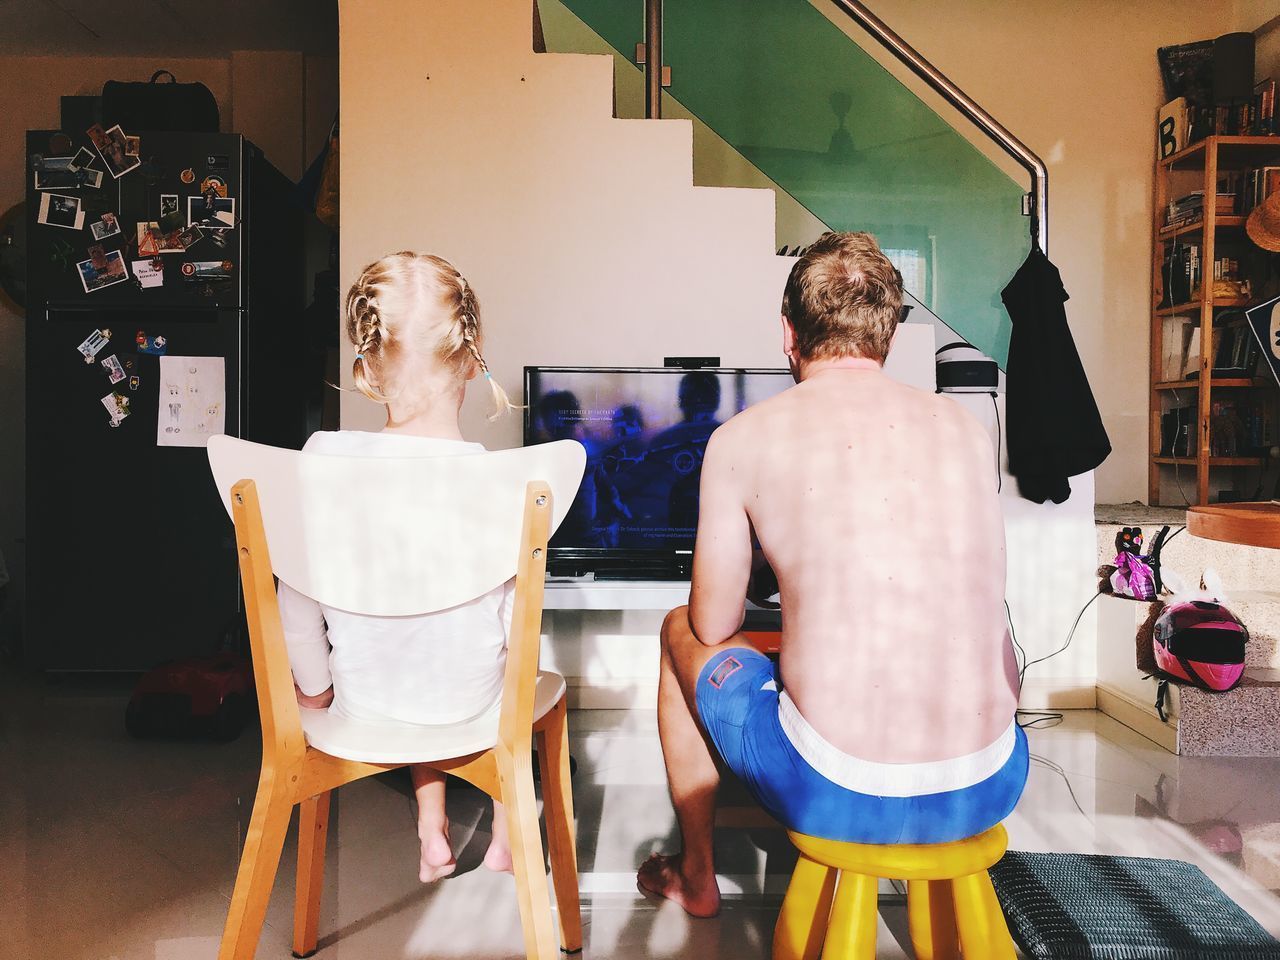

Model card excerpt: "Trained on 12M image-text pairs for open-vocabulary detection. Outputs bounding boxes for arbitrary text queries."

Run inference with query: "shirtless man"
[637,232,1026,918]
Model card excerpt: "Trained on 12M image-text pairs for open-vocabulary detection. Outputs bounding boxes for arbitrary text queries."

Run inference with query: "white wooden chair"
[206,435,586,960]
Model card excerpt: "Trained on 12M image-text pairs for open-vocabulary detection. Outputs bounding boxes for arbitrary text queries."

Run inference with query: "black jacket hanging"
[1001,248,1110,504]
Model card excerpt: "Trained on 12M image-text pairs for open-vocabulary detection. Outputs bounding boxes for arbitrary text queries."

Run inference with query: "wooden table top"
[1186,502,1280,549]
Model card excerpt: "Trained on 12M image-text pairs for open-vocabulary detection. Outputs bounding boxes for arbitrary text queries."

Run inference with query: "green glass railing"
[542,0,1043,368]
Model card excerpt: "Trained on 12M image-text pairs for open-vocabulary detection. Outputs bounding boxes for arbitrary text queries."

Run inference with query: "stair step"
[1177,672,1280,757]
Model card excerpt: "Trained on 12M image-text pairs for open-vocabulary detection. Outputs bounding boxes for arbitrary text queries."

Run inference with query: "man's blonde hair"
[344,252,516,420]
[781,231,903,364]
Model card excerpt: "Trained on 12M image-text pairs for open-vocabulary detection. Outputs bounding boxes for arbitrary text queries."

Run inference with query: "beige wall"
[339,0,791,441]
[0,53,335,651]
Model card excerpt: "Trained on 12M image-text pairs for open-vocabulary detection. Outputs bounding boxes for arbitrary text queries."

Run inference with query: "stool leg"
[822,871,878,960]
[773,855,836,960]
[908,879,960,960]
[952,872,1015,959]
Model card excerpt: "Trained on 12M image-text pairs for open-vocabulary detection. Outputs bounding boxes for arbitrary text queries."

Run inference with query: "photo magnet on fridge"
[68,147,96,171]
[89,213,121,241]
[37,192,85,230]
[101,354,126,384]
[76,250,129,294]
[77,329,110,363]
[136,222,185,255]
[180,260,234,281]
[160,194,179,219]
[87,123,141,179]
[34,157,80,191]
[187,195,235,230]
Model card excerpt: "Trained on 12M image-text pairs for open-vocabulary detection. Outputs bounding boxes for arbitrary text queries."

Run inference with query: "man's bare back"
[642,232,1027,919]
[694,366,1019,763]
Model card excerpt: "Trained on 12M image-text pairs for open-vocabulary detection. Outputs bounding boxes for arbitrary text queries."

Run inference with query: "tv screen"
[524,366,792,573]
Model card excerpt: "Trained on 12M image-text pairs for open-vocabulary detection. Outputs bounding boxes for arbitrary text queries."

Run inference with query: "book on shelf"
[1160,403,1195,457]
[1208,397,1273,456]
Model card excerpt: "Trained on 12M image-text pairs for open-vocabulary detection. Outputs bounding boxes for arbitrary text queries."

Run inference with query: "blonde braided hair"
[343,252,517,419]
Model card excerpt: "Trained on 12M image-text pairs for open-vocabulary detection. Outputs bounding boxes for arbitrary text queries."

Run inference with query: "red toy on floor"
[126,653,254,741]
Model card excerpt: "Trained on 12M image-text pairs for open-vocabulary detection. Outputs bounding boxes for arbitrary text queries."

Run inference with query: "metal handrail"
[643,0,1048,252]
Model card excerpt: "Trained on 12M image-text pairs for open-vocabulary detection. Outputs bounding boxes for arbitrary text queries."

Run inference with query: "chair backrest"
[207,436,585,616]
[207,436,585,764]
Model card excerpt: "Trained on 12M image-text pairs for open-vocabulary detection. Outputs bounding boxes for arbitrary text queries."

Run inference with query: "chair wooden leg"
[907,879,960,960]
[952,872,1016,960]
[822,871,878,959]
[772,854,837,960]
[292,791,331,958]
[218,769,297,960]
[499,749,560,960]
[535,698,582,953]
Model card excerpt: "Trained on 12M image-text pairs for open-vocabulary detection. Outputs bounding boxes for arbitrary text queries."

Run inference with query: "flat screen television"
[524,366,793,579]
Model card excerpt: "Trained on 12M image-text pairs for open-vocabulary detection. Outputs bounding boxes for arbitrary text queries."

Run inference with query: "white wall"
[339,0,791,442]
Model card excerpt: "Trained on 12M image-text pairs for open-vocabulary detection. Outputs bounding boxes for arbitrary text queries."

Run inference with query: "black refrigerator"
[25,130,309,670]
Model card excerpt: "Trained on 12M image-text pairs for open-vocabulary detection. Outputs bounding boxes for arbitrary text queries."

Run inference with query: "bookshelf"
[1149,135,1280,506]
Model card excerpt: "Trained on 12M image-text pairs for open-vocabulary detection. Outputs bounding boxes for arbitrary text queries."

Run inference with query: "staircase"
[1096,506,1280,756]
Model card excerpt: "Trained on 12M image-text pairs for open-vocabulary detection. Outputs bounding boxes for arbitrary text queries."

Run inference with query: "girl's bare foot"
[483,800,514,873]
[636,852,721,918]
[418,825,457,883]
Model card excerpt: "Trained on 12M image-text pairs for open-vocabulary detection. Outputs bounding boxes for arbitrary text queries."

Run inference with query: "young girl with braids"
[277,252,519,882]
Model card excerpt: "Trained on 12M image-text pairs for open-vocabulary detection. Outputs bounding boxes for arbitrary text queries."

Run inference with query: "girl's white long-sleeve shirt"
[276,430,514,725]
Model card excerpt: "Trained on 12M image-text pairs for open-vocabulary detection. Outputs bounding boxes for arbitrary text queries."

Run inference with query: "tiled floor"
[4,670,1280,959]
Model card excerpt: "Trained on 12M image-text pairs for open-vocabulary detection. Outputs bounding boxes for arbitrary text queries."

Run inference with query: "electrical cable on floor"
[1014,589,1104,730]
[1029,753,1092,822]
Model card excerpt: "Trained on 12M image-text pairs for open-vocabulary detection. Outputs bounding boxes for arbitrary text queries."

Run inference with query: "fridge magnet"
[125,135,140,157]
[160,194,180,219]
[101,391,130,427]
[33,156,75,190]
[157,355,225,447]
[87,243,108,269]
[132,259,164,289]
[180,260,234,281]
[180,167,195,184]
[77,328,110,363]
[187,195,235,230]
[76,250,129,294]
[89,213,121,241]
[205,154,229,170]
[129,375,141,391]
[87,123,141,179]
[136,331,168,355]
[175,225,203,250]
[37,192,85,231]
[198,175,228,199]
[136,222,184,254]
[68,147,96,171]
[207,231,228,250]
[37,157,103,190]
[101,354,126,384]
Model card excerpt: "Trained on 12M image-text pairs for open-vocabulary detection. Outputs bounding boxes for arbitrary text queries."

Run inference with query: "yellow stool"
[773,824,1016,960]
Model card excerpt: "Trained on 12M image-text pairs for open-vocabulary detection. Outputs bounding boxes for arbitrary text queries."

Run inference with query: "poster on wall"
[157,355,225,448]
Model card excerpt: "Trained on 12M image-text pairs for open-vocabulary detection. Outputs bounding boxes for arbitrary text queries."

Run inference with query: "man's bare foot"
[637,852,721,918]
[418,826,457,883]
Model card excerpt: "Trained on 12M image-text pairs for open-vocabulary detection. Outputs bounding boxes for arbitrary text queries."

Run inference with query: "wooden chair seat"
[298,670,566,764]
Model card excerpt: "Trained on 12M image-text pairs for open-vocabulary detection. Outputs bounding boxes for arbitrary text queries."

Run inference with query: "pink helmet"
[1153,600,1249,691]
